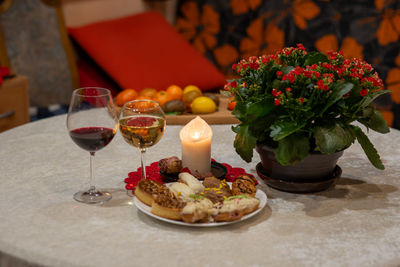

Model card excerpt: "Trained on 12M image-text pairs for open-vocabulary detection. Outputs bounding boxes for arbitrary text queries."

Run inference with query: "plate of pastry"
[133,172,267,227]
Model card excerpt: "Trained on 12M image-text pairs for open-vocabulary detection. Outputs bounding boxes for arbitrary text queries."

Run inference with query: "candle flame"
[180,116,212,142]
[192,131,200,140]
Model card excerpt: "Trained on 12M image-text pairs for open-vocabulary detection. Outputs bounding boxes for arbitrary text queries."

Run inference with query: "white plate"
[134,184,267,227]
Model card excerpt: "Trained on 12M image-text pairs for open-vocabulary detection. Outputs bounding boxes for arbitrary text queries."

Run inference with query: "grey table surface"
[0,114,399,267]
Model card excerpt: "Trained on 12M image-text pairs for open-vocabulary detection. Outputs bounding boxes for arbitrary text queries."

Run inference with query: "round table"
[0,115,399,267]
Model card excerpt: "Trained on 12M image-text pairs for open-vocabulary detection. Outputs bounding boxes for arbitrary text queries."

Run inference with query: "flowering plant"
[224,44,390,169]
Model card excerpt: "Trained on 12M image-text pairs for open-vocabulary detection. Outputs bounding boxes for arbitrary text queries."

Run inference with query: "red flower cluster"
[277,50,382,97]
[327,50,344,60]
[316,79,329,91]
[277,43,307,56]
[280,66,322,85]
[232,54,278,74]
[261,54,277,64]
[226,44,384,110]
[272,88,282,97]
[272,88,282,105]
[224,80,237,90]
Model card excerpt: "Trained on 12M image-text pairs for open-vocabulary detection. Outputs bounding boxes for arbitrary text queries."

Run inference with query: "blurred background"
[0,0,399,132]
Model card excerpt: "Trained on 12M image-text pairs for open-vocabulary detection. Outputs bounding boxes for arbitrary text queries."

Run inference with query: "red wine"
[70,127,115,152]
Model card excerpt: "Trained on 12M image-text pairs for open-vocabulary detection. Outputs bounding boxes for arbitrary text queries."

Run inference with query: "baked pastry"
[235,174,257,184]
[169,182,195,201]
[200,177,232,203]
[200,189,227,203]
[232,174,257,197]
[178,172,204,194]
[203,176,226,189]
[191,170,214,180]
[181,196,213,223]
[134,179,171,206]
[212,195,260,222]
[151,194,186,221]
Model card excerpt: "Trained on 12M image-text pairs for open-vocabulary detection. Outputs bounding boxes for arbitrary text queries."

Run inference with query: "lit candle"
[180,116,212,174]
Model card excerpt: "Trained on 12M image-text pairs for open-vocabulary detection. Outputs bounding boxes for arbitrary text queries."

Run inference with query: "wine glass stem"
[140,148,146,179]
[89,151,96,194]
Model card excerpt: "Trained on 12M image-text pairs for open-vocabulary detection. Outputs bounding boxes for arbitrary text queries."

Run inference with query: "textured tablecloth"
[0,114,399,267]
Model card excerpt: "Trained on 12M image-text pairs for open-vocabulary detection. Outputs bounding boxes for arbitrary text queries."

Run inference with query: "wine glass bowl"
[69,127,115,152]
[119,100,166,180]
[67,87,118,204]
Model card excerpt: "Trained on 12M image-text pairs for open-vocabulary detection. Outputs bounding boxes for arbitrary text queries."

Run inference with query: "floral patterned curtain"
[175,0,400,129]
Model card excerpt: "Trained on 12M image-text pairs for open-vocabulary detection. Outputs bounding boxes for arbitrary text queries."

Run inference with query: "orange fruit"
[139,88,158,99]
[166,85,183,100]
[136,100,156,110]
[183,85,202,95]
[183,90,202,107]
[126,99,154,110]
[154,90,172,107]
[191,96,217,114]
[115,89,138,106]
[228,97,237,110]
[135,95,152,100]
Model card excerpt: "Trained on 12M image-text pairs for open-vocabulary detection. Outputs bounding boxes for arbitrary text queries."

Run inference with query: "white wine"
[119,115,165,148]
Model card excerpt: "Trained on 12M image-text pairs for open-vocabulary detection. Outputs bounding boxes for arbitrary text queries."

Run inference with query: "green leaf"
[232,101,248,120]
[314,123,355,153]
[272,79,283,90]
[282,66,294,74]
[232,125,240,133]
[359,107,390,134]
[274,134,310,165]
[270,120,306,141]
[234,99,274,123]
[320,82,353,115]
[219,90,231,97]
[247,99,274,119]
[233,124,257,163]
[360,90,391,109]
[304,52,328,66]
[352,126,385,170]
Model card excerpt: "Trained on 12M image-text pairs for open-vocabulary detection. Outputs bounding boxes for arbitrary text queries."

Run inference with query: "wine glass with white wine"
[119,100,166,180]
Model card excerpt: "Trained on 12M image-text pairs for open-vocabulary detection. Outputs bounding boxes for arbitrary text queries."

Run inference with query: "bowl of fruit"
[114,85,239,125]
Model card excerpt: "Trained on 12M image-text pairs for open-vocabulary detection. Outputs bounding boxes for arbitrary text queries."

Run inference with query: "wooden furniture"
[165,95,239,125]
[0,75,29,132]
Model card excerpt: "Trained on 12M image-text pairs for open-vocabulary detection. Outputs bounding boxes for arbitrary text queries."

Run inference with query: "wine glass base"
[73,190,112,204]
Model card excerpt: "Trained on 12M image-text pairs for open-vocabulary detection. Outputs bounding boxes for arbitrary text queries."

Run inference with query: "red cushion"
[76,59,119,97]
[68,12,226,91]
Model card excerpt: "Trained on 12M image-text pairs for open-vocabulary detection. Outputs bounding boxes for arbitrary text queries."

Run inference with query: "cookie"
[232,174,257,197]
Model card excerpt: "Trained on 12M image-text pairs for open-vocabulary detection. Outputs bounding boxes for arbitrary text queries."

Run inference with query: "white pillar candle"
[179,116,212,174]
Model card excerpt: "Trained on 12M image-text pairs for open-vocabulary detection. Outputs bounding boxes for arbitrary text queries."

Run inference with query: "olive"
[203,93,220,106]
[163,100,186,113]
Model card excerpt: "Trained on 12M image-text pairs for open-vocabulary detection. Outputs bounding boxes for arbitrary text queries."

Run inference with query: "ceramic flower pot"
[255,144,343,193]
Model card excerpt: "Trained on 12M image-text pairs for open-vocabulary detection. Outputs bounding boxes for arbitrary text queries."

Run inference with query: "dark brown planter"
[255,144,344,193]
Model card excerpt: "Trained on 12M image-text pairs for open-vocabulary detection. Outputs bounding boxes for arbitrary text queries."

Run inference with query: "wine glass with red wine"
[67,87,118,204]
[119,100,166,181]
